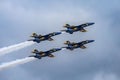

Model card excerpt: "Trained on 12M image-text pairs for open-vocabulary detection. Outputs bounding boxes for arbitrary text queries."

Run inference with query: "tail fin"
[32,49,39,53]
[30,33,38,37]
[64,41,71,45]
[63,24,70,28]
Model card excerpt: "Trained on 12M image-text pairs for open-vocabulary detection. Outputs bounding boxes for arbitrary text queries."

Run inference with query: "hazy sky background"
[0,0,120,80]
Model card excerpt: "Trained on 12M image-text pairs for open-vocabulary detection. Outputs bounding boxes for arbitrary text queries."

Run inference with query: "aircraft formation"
[28,22,95,59]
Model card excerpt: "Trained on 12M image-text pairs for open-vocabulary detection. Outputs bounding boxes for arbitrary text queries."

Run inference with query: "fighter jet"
[63,40,95,50]
[28,32,62,43]
[29,48,62,59]
[61,22,95,34]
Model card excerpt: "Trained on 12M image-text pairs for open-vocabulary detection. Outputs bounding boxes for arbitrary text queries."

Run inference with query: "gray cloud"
[0,0,120,80]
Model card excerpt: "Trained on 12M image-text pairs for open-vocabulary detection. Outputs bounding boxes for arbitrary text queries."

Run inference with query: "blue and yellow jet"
[28,32,62,43]
[29,48,62,59]
[61,22,95,34]
[63,40,95,50]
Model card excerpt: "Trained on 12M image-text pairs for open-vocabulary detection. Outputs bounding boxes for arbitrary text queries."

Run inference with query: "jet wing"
[39,52,46,56]
[80,45,86,49]
[39,36,45,40]
[48,38,54,41]
[80,28,87,32]
[69,27,77,30]
[48,54,55,58]
[69,42,77,46]
[70,26,77,29]
[73,44,78,47]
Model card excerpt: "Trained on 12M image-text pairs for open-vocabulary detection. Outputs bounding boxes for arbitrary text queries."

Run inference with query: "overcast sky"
[0,0,120,80]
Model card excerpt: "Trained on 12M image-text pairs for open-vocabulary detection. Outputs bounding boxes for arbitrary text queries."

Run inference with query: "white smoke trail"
[61,31,66,34]
[0,41,35,56]
[61,48,66,50]
[0,57,37,71]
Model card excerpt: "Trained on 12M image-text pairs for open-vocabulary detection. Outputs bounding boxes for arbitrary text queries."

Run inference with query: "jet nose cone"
[87,40,95,43]
[88,22,95,25]
[54,32,62,35]
[56,48,62,51]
